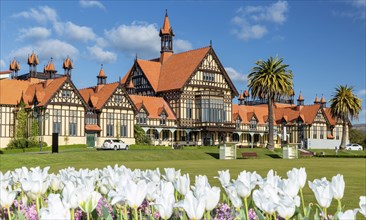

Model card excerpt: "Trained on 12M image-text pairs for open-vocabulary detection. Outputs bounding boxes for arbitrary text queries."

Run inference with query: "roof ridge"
[173,46,210,56]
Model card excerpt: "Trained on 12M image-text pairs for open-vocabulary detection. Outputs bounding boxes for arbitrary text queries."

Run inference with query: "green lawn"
[1,145,365,216]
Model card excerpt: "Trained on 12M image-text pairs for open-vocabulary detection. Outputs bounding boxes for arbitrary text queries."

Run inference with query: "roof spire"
[210,40,212,47]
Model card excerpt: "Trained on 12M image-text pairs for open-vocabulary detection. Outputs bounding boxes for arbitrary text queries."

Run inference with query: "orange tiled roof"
[127,80,135,88]
[314,95,320,103]
[320,96,326,103]
[27,52,39,65]
[0,77,67,107]
[238,93,244,100]
[232,104,268,125]
[160,13,173,35]
[79,82,120,110]
[137,60,161,91]
[323,108,336,125]
[297,92,304,101]
[44,61,55,71]
[98,68,106,77]
[129,95,176,119]
[244,90,249,97]
[9,59,20,71]
[158,47,210,91]
[63,57,74,69]
[0,70,12,75]
[85,124,102,131]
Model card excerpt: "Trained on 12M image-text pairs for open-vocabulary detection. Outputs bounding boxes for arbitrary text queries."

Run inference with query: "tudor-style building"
[79,66,136,147]
[122,12,239,146]
[0,55,88,147]
[0,12,350,150]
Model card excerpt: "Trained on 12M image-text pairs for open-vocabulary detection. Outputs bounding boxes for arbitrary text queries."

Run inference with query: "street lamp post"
[33,110,49,151]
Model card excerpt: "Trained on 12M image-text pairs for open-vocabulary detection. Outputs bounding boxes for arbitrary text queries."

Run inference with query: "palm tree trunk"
[340,119,347,149]
[267,97,274,150]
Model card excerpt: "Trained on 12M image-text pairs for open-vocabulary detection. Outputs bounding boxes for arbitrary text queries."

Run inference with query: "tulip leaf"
[102,206,113,220]
[13,210,27,220]
[313,208,320,220]
[238,208,247,220]
[254,207,265,220]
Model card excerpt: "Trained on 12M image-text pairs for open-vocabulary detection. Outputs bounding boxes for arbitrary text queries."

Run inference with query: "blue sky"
[1,0,365,124]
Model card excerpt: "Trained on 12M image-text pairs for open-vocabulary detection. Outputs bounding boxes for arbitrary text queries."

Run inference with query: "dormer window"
[235,118,241,129]
[62,90,71,98]
[203,72,215,82]
[250,117,257,130]
[160,112,167,125]
[114,95,122,103]
[136,109,147,124]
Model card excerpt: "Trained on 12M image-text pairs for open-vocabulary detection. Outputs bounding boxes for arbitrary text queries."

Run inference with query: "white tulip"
[40,193,70,220]
[163,168,181,183]
[0,187,17,208]
[215,170,230,187]
[192,175,210,198]
[331,174,345,200]
[253,187,278,215]
[50,174,63,191]
[279,178,300,198]
[62,181,79,209]
[203,186,220,211]
[125,180,148,209]
[174,173,190,196]
[287,167,307,189]
[77,190,102,214]
[154,182,175,220]
[308,178,333,209]
[175,191,205,220]
[225,185,243,209]
[359,196,366,217]
[337,209,358,220]
[276,194,300,220]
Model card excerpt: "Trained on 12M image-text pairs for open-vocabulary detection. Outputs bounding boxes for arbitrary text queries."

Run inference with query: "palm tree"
[248,56,293,150]
[330,85,362,149]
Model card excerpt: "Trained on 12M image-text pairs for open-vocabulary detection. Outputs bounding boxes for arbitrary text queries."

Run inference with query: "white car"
[101,139,129,150]
[345,144,363,151]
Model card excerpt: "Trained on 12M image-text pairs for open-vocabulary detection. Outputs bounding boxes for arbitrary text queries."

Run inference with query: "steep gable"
[47,79,87,107]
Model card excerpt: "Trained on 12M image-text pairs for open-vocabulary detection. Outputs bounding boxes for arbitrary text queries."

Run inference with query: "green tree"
[330,85,362,149]
[29,118,39,143]
[349,128,366,147]
[16,101,27,139]
[134,124,151,145]
[248,56,293,150]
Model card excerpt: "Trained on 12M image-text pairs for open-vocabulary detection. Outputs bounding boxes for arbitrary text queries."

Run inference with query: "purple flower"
[248,208,258,220]
[215,203,233,220]
[96,197,115,219]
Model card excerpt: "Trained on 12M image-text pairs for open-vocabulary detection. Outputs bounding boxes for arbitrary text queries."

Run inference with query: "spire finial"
[101,64,103,69]
[165,9,168,17]
[210,40,212,47]
[135,53,138,61]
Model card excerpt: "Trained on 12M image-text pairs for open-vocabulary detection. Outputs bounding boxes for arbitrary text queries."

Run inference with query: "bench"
[300,151,314,158]
[241,152,258,159]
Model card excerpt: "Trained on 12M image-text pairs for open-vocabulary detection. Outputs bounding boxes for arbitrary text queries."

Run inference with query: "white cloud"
[64,22,96,42]
[87,45,117,63]
[232,1,288,41]
[0,59,6,70]
[225,67,248,83]
[17,27,51,41]
[358,89,366,96]
[9,39,78,62]
[175,39,193,52]
[333,0,366,21]
[13,6,58,24]
[79,0,105,10]
[105,21,160,58]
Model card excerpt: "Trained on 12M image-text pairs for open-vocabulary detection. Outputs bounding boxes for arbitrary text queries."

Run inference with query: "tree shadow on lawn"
[265,154,282,159]
[206,152,220,159]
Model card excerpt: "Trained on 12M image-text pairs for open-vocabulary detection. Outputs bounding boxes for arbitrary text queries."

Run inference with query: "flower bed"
[0,165,365,220]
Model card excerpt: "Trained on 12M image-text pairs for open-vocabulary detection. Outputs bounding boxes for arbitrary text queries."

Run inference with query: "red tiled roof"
[323,108,336,125]
[85,124,102,131]
[129,95,176,119]
[158,47,210,91]
[79,82,119,110]
[160,13,173,35]
[0,70,12,75]
[0,77,67,107]
[137,60,161,91]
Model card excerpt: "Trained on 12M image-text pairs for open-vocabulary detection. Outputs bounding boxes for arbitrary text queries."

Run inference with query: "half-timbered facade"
[79,67,136,147]
[0,56,88,147]
[122,12,239,146]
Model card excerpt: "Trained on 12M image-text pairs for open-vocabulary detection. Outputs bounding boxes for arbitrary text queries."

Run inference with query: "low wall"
[307,138,348,149]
